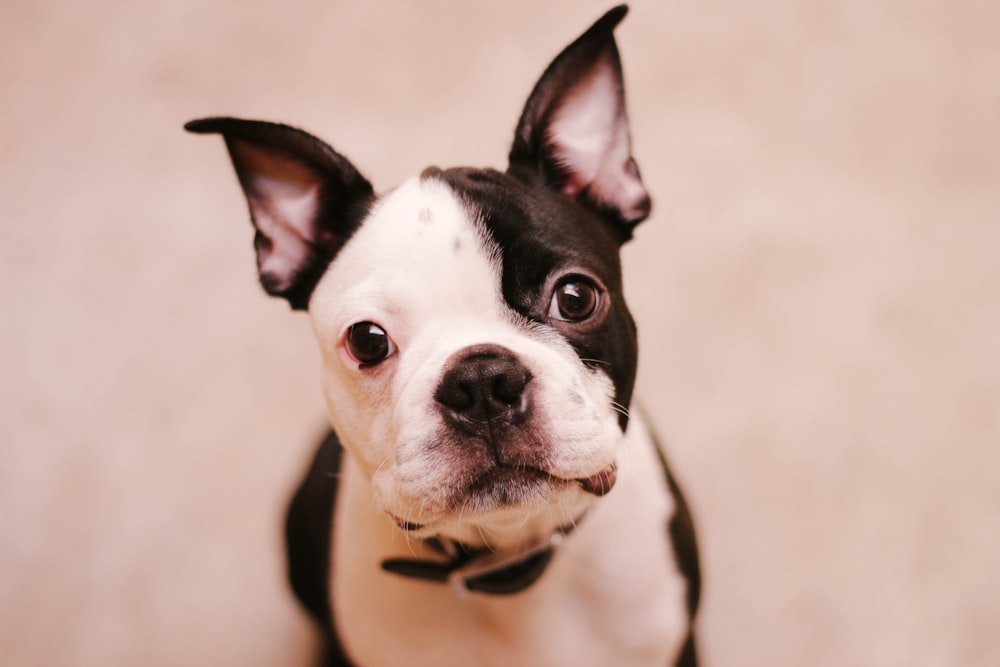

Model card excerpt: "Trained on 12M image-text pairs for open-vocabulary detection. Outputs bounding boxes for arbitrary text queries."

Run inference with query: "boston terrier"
[186,6,699,666]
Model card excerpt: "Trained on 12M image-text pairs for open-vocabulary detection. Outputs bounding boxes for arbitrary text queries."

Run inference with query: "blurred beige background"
[2,1,998,665]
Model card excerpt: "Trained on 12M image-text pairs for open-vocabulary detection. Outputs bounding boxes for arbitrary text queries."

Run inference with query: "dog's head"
[187,6,649,548]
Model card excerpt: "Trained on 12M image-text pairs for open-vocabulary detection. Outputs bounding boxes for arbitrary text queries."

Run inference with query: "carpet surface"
[2,1,998,665]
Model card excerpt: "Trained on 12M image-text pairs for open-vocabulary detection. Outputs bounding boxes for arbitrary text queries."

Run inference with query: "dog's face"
[187,7,649,546]
[309,166,637,542]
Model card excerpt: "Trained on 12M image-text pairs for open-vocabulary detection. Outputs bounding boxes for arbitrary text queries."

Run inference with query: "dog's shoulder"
[650,425,701,666]
[650,427,702,620]
[284,430,354,666]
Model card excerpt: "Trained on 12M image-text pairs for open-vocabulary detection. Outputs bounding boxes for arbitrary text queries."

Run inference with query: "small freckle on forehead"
[418,207,433,224]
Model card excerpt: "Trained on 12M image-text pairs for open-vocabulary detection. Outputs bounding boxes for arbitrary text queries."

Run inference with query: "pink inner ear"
[230,141,323,292]
[544,57,648,222]
[547,59,621,188]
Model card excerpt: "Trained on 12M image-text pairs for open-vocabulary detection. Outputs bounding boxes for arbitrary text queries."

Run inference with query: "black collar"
[381,520,580,596]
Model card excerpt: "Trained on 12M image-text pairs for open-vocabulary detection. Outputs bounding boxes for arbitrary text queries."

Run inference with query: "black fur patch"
[285,431,353,666]
[435,167,638,431]
[652,429,702,664]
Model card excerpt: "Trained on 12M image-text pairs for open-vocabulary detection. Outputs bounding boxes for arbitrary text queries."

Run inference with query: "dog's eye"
[346,322,396,366]
[549,278,600,322]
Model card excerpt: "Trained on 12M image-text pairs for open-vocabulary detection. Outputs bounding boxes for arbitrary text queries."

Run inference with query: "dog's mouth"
[390,464,617,532]
[463,465,555,510]
[464,463,618,505]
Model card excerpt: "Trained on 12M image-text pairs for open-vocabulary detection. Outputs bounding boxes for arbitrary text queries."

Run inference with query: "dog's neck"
[381,516,585,595]
[336,441,598,595]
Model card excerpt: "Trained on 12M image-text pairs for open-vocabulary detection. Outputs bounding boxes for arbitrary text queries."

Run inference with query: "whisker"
[373,454,392,476]
[476,522,496,553]
[609,400,631,418]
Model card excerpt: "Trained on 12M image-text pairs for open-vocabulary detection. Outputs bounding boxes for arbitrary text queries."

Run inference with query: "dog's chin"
[465,465,561,509]
[387,463,617,546]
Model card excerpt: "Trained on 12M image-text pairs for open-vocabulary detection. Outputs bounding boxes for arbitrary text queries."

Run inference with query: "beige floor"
[2,1,998,665]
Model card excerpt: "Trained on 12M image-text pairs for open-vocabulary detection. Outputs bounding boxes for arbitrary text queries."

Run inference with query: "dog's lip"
[574,465,617,496]
[469,464,550,490]
[387,464,617,531]
[469,464,615,497]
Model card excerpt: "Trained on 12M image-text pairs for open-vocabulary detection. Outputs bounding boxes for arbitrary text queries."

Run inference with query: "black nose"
[435,345,532,428]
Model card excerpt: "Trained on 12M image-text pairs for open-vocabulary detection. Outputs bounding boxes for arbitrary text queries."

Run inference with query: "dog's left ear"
[508,5,649,241]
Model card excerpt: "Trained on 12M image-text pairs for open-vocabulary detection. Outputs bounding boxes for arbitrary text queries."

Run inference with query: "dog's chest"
[329,419,691,667]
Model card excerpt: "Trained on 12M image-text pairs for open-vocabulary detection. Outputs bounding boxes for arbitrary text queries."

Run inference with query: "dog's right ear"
[185,117,374,310]
[507,5,649,242]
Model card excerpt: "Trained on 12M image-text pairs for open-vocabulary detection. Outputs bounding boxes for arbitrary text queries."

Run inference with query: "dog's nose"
[435,345,532,428]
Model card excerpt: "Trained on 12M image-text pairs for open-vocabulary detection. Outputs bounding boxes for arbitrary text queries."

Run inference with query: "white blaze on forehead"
[309,175,503,352]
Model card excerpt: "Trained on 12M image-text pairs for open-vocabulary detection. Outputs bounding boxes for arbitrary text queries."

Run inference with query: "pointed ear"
[508,5,649,241]
[185,117,374,310]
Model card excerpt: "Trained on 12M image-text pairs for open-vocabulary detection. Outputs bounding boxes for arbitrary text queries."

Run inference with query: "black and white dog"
[187,6,699,666]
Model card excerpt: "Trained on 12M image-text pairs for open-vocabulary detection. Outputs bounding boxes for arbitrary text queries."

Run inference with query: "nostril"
[436,381,475,413]
[492,367,530,406]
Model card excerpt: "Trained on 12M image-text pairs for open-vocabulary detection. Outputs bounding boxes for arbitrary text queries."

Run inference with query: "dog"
[186,5,699,666]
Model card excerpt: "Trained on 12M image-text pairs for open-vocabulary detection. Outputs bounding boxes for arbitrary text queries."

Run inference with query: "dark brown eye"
[549,278,599,322]
[346,322,395,365]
